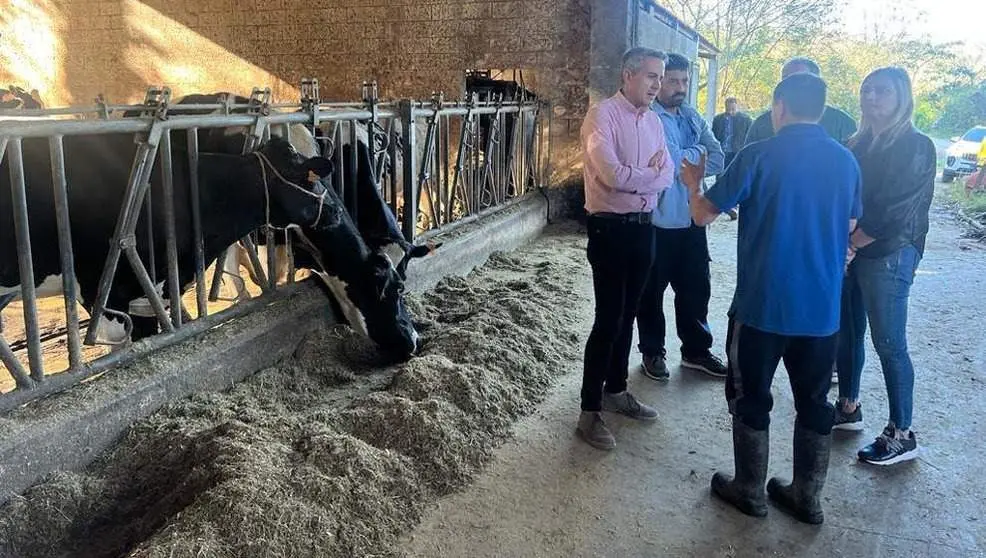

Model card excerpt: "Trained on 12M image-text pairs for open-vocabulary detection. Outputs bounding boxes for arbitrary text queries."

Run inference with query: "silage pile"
[0,229,588,558]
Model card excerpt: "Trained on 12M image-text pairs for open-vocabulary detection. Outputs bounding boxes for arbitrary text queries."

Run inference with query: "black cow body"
[0,132,419,360]
[161,93,436,289]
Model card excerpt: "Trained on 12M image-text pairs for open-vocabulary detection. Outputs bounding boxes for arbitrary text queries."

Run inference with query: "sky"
[841,0,986,55]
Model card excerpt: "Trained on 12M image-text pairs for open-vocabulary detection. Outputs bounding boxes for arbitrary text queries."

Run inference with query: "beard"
[661,93,687,108]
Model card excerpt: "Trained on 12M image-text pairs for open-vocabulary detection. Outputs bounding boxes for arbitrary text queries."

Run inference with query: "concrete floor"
[400,193,986,557]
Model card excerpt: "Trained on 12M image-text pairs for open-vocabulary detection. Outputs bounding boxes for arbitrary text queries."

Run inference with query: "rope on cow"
[252,151,328,230]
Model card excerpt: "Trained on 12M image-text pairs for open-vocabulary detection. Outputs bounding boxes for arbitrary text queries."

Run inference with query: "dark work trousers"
[581,215,656,412]
[724,318,837,435]
[636,224,713,359]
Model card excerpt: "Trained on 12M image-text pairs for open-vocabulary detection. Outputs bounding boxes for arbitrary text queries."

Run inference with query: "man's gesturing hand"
[681,152,707,195]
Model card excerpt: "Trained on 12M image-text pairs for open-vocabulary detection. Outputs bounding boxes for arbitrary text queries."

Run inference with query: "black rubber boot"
[767,420,831,525]
[711,417,769,518]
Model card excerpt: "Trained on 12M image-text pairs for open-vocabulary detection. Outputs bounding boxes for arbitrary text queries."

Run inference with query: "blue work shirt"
[651,102,724,229]
[704,123,863,337]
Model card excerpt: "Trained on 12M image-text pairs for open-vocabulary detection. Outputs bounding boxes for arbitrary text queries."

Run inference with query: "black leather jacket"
[852,127,937,259]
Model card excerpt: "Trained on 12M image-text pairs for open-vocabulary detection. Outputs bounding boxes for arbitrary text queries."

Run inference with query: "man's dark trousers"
[581,215,655,411]
[637,224,713,360]
[724,318,837,434]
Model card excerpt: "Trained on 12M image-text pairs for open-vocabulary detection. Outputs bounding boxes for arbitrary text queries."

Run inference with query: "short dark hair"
[725,97,738,104]
[773,73,827,120]
[665,53,691,73]
[783,57,821,76]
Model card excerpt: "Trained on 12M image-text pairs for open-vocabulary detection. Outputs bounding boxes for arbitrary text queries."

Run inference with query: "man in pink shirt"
[577,47,675,450]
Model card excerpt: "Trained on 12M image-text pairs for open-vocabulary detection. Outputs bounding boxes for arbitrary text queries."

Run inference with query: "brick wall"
[2,0,591,185]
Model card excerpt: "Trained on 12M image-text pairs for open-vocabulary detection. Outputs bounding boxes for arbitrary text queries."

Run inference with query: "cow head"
[253,137,419,361]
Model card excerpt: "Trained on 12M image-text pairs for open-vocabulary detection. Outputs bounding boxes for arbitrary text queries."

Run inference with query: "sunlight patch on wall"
[123,0,298,102]
[0,0,71,106]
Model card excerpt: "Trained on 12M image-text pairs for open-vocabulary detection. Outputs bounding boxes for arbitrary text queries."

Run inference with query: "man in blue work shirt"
[686,73,862,525]
[636,52,727,381]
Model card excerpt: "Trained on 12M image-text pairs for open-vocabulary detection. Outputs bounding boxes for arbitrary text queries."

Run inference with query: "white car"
[943,126,986,182]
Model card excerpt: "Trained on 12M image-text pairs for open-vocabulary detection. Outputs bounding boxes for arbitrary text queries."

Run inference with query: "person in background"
[744,57,857,146]
[713,97,752,168]
[832,67,937,467]
[577,47,675,451]
[687,73,862,524]
[636,52,728,382]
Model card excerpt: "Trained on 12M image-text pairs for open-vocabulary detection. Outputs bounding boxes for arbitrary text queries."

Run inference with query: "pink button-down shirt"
[581,92,674,214]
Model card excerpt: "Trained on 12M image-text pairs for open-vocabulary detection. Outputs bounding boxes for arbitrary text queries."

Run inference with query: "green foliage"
[663,0,984,135]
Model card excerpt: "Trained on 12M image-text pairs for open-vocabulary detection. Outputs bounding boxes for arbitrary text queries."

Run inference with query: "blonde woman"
[833,67,937,465]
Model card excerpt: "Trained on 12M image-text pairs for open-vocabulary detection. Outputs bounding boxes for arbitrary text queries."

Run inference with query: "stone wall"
[1,0,591,185]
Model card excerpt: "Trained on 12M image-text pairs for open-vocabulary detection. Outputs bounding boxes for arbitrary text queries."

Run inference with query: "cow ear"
[305,157,334,178]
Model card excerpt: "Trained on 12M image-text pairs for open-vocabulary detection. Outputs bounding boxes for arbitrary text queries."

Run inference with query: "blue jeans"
[836,245,920,430]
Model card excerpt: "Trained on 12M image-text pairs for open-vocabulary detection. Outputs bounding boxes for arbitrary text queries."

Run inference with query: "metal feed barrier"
[0,79,550,413]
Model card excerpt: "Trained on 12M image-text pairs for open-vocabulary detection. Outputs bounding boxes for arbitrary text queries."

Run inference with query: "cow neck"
[196,153,265,256]
[252,151,328,230]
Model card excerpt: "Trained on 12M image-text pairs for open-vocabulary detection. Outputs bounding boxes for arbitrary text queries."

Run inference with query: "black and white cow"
[0,86,44,110]
[0,131,420,360]
[165,93,436,295]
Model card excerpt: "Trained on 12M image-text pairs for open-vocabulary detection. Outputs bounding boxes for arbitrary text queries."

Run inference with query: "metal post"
[159,130,182,327]
[187,128,207,317]
[333,123,345,200]
[144,179,156,286]
[123,244,174,331]
[348,119,359,220]
[265,227,277,290]
[84,125,164,345]
[240,236,271,293]
[387,122,399,216]
[48,135,83,370]
[285,228,295,284]
[0,336,34,390]
[451,104,475,216]
[208,249,227,302]
[399,100,418,241]
[8,138,45,381]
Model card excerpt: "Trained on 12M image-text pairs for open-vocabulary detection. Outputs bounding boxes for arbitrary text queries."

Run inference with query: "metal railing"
[0,79,549,412]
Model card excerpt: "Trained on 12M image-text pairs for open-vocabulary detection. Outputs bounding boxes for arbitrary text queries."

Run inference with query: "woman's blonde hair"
[848,66,915,151]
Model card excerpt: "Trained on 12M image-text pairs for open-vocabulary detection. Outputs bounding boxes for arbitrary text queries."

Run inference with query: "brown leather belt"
[590,211,651,225]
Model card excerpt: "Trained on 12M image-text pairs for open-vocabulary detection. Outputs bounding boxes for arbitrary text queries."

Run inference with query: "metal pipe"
[285,229,296,285]
[84,128,162,346]
[8,138,44,381]
[208,249,227,302]
[159,130,182,327]
[123,245,174,333]
[144,174,156,285]
[0,110,402,138]
[187,129,207,317]
[400,100,417,241]
[333,123,345,201]
[387,123,399,216]
[451,110,473,215]
[0,335,34,390]
[348,120,359,220]
[48,135,83,369]
[266,228,277,291]
[240,236,271,293]
[0,281,317,414]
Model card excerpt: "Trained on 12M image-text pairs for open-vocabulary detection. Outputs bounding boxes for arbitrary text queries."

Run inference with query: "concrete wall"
[0,193,551,505]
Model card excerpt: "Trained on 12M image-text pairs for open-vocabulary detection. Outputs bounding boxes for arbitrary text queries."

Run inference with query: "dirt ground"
[400,187,986,558]
[1,183,983,557]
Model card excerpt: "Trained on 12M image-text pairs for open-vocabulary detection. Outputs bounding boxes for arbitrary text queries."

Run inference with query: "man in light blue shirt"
[636,52,727,381]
